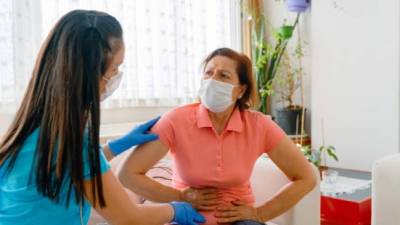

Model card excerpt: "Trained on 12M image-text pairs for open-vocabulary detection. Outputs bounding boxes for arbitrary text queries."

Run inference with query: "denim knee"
[232,220,265,225]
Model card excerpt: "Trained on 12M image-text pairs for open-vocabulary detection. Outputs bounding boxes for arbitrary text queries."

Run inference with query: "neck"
[208,105,235,134]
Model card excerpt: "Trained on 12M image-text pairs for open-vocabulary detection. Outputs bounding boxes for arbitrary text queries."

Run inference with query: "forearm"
[119,171,182,203]
[131,203,174,225]
[96,202,173,225]
[256,178,316,222]
[102,144,115,161]
[86,171,175,225]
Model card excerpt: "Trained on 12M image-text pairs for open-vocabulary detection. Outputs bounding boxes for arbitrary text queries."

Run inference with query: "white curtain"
[0,0,241,113]
[0,0,43,113]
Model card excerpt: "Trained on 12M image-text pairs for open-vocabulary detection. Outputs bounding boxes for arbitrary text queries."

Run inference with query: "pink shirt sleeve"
[259,114,286,153]
[151,112,175,150]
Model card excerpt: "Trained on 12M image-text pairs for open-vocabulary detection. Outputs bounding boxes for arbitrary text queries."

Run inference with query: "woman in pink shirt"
[118,48,316,225]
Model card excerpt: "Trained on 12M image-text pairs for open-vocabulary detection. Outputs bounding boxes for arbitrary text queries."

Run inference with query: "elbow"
[303,168,318,194]
[117,164,135,187]
[117,164,145,189]
[307,173,318,192]
[293,168,318,195]
[117,167,129,186]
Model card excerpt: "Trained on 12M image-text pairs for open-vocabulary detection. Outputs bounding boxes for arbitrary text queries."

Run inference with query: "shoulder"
[242,109,274,126]
[162,102,200,120]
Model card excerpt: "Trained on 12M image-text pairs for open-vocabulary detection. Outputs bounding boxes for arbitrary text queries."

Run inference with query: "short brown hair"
[202,48,259,110]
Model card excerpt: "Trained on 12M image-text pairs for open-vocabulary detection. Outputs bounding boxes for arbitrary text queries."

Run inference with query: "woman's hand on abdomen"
[182,187,222,211]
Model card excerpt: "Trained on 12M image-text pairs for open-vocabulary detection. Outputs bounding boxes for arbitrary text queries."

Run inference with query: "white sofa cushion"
[250,157,320,225]
[372,154,400,225]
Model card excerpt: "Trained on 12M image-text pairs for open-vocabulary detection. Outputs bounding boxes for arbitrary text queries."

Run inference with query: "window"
[0,0,241,114]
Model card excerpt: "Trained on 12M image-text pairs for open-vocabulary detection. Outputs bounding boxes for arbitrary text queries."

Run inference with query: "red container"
[321,195,371,225]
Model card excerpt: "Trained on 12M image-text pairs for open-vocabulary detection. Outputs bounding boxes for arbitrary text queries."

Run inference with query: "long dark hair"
[0,10,123,208]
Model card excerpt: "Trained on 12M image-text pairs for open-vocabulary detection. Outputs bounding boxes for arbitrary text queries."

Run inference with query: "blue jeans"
[233,220,265,225]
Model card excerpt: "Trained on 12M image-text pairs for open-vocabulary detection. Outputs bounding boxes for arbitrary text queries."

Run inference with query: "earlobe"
[239,85,247,99]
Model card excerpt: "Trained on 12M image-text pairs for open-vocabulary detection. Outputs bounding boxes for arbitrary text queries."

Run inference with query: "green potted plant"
[299,144,339,178]
[250,14,299,114]
[243,0,309,116]
[274,31,306,135]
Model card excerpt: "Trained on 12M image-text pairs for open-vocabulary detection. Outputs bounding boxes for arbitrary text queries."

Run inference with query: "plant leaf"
[327,145,336,150]
[327,149,339,161]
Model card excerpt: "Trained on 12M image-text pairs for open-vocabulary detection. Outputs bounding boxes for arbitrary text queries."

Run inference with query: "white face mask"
[198,78,238,113]
[101,71,123,101]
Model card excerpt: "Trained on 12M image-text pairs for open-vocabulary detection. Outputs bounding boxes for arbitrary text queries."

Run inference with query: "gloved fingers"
[193,220,205,225]
[193,212,206,223]
[138,116,161,131]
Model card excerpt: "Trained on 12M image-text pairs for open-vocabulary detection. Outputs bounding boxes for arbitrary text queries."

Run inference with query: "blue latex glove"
[170,201,206,225]
[108,116,160,155]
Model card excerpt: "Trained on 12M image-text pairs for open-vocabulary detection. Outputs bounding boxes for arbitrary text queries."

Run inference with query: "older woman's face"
[203,55,246,101]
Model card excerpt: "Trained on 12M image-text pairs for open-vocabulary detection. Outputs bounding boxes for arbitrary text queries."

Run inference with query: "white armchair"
[89,153,320,225]
[372,154,400,225]
[250,157,320,225]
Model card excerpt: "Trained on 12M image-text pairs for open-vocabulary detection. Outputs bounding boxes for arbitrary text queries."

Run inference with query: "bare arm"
[117,140,183,203]
[256,135,317,221]
[102,144,114,161]
[84,170,174,225]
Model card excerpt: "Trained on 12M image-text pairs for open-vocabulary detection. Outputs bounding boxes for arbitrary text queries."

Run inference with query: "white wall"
[310,0,400,171]
[263,0,400,171]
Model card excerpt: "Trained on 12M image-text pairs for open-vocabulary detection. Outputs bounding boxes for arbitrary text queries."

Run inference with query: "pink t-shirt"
[152,103,285,225]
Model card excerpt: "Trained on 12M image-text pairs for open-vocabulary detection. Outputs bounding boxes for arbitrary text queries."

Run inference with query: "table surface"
[320,167,371,202]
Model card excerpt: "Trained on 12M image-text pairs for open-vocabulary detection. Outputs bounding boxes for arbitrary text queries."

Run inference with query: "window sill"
[100,122,138,144]
[0,106,173,143]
